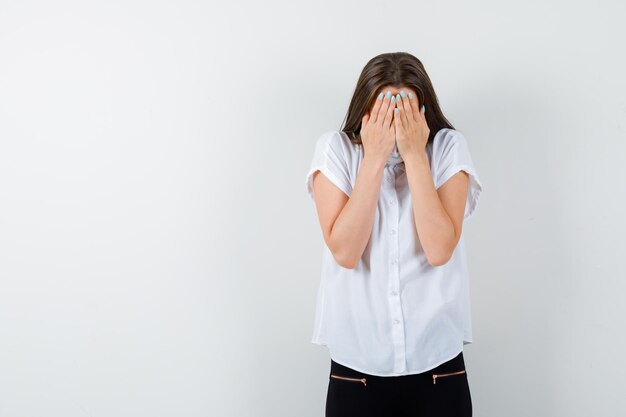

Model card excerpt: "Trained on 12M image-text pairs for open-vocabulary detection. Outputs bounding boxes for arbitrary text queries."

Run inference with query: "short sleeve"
[305,131,353,201]
[434,130,483,220]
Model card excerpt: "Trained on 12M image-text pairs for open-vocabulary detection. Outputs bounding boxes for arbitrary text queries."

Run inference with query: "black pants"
[326,351,472,417]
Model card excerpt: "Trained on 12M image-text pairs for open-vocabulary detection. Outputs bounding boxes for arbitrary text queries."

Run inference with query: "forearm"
[329,155,385,268]
[404,150,456,266]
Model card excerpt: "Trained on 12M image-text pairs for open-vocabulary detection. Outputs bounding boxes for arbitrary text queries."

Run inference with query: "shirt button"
[390,291,398,296]
[391,229,396,235]
[389,199,395,205]
[394,319,400,324]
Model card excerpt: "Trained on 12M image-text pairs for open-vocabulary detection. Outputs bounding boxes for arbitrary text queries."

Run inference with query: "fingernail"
[408,92,413,100]
[400,90,406,98]
[391,96,395,103]
[385,90,391,99]
[378,92,384,100]
[394,108,399,114]
[422,104,425,113]
[395,94,401,102]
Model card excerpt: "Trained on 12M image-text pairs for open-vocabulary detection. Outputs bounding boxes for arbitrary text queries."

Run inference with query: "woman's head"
[341,52,455,146]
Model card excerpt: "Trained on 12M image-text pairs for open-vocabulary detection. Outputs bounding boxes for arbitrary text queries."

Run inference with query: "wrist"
[362,154,387,171]
[404,148,430,169]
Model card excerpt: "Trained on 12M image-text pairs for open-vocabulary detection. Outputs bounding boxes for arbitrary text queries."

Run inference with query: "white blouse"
[305,128,483,376]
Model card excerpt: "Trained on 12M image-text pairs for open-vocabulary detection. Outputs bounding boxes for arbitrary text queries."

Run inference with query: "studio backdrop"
[0,1,624,416]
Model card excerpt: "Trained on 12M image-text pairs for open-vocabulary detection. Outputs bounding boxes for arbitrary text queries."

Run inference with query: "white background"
[1,1,625,416]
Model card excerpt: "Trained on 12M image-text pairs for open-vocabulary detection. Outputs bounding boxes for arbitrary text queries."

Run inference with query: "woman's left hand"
[393,91,430,158]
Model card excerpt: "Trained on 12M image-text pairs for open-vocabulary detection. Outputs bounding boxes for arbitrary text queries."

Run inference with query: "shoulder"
[316,129,357,147]
[431,128,472,162]
[314,130,360,158]
[432,128,468,151]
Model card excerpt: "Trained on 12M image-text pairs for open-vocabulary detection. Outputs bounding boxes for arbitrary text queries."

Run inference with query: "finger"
[399,90,413,125]
[369,91,384,124]
[396,93,410,127]
[362,112,369,129]
[408,91,420,122]
[421,105,430,130]
[415,103,425,125]
[383,94,396,128]
[377,89,393,125]
[393,105,401,134]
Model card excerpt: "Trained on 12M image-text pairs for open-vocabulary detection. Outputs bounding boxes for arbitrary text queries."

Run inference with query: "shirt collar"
[386,154,405,171]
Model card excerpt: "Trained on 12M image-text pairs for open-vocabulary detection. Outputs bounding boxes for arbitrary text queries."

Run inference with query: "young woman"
[304,52,483,417]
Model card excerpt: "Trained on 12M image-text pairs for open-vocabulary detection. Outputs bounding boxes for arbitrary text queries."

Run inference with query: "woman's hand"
[360,90,397,164]
[393,90,430,158]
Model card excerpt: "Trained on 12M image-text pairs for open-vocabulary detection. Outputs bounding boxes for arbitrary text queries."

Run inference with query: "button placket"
[386,168,406,373]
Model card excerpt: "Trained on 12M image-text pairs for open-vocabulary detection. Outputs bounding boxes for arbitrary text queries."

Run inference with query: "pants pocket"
[431,369,466,384]
[330,373,368,386]
[427,368,472,417]
[326,372,375,417]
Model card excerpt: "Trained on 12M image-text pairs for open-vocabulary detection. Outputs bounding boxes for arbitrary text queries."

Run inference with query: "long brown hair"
[341,52,455,146]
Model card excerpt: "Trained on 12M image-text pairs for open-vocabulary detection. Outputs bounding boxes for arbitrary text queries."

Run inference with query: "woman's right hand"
[360,90,397,164]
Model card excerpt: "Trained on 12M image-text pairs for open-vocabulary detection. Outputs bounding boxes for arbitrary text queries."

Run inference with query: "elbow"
[426,247,454,267]
[425,232,460,266]
[427,254,450,267]
[325,237,359,269]
[334,253,359,269]
[331,248,360,270]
